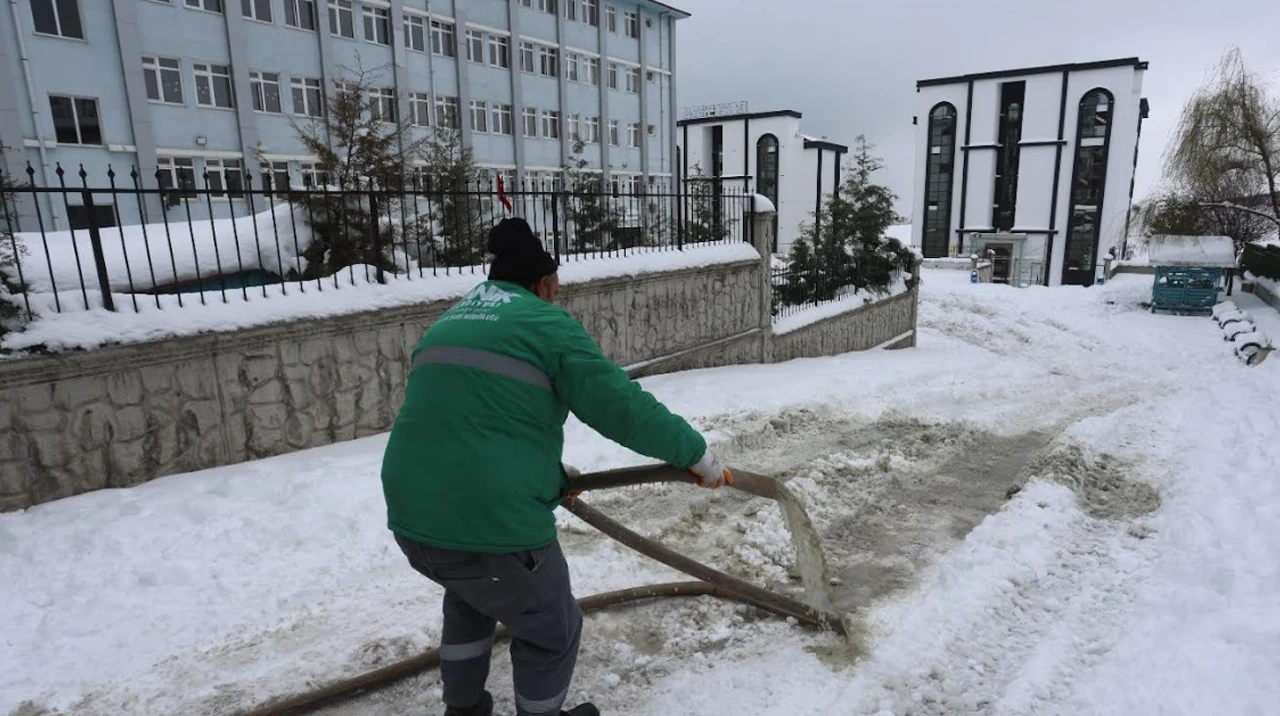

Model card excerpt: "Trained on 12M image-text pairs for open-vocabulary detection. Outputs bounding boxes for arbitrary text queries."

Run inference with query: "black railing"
[771,262,907,319]
[0,164,752,318]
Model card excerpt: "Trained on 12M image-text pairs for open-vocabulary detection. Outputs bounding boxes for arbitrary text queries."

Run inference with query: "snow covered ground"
[3,271,1280,716]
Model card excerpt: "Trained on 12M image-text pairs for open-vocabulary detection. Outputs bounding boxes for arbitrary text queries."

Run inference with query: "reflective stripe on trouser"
[411,345,553,392]
[394,534,583,715]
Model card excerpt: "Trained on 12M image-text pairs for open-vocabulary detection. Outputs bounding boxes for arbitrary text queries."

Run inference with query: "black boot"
[561,704,600,716]
[444,691,493,716]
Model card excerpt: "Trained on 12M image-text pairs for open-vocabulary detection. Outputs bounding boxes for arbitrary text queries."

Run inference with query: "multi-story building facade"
[911,57,1149,287]
[0,0,687,229]
[677,108,846,256]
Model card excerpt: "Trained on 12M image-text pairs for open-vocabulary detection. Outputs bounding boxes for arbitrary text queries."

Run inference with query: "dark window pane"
[49,96,79,144]
[144,69,160,101]
[76,98,101,145]
[55,0,82,37]
[31,0,58,35]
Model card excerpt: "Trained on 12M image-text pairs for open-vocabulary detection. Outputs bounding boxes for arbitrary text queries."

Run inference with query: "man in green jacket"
[381,217,732,716]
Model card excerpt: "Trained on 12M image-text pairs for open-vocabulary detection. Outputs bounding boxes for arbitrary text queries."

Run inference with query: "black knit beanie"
[487,217,558,286]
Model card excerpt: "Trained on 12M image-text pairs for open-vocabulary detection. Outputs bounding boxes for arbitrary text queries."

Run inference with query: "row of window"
[517,0,642,38]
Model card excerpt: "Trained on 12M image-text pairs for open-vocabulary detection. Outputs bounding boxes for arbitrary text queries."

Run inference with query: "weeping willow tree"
[1141,48,1280,256]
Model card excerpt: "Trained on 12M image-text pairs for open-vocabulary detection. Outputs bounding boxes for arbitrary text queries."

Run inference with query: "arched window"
[922,103,957,258]
[756,133,780,251]
[1062,88,1114,286]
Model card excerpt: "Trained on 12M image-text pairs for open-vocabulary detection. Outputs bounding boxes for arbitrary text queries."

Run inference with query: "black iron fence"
[771,261,910,319]
[0,164,753,318]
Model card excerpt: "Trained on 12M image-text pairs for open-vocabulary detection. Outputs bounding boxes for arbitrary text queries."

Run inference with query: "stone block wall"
[770,290,919,364]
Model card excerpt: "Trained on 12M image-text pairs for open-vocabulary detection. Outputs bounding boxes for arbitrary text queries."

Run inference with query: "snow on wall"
[1147,235,1237,267]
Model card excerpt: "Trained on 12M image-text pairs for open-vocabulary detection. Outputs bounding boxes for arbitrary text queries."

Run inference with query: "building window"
[193,63,234,108]
[628,122,640,148]
[583,0,597,26]
[991,81,1025,232]
[157,156,197,196]
[1062,88,1114,284]
[368,87,396,123]
[204,158,244,197]
[625,67,640,93]
[921,102,957,259]
[470,100,488,133]
[410,92,431,127]
[756,132,779,208]
[403,15,425,51]
[608,119,619,146]
[568,114,580,141]
[431,20,456,57]
[585,116,600,144]
[492,104,513,136]
[519,42,536,73]
[538,0,556,13]
[49,95,101,145]
[241,0,272,22]
[605,4,616,32]
[538,46,559,77]
[283,0,317,30]
[542,110,560,139]
[523,107,538,138]
[489,35,510,68]
[299,162,329,188]
[624,10,638,38]
[363,6,390,44]
[261,161,291,193]
[436,95,460,129]
[565,52,580,82]
[606,63,618,90]
[327,0,354,38]
[466,29,484,63]
[31,0,84,39]
[185,0,223,12]
[584,57,599,86]
[291,76,323,116]
[249,71,282,113]
[563,0,576,21]
[142,56,184,104]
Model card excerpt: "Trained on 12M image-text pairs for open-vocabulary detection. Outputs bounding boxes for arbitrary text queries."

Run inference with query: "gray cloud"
[675,0,1280,216]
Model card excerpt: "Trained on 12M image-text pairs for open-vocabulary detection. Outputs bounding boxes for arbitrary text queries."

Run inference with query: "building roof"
[802,136,848,153]
[643,0,691,18]
[916,57,1149,88]
[677,109,802,127]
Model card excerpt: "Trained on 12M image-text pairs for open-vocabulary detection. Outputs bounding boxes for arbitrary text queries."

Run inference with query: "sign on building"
[681,101,749,120]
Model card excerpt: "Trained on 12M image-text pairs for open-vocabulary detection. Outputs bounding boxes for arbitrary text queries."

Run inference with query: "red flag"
[497,174,513,215]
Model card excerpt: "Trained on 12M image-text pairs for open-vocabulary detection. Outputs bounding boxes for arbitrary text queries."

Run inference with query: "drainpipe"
[9,0,61,229]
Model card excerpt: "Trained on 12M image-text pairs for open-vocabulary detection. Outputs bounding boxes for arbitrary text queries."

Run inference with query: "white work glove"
[689,449,734,489]
[562,463,581,478]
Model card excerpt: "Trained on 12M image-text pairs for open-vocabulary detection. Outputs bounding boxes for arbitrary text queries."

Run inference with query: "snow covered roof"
[1147,235,1237,268]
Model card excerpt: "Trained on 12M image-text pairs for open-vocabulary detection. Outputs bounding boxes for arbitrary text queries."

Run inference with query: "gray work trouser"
[395,534,583,716]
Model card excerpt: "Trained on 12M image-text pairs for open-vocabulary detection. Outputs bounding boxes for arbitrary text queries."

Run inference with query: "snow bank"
[12,202,313,292]
[1148,234,1237,267]
[2,242,761,353]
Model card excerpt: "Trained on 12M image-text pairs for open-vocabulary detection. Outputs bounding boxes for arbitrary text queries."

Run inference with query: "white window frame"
[564,52,579,82]
[204,158,245,198]
[30,0,86,39]
[48,94,102,146]
[538,0,556,13]
[436,95,460,129]
[492,103,513,136]
[410,92,431,127]
[583,0,598,26]
[431,20,456,57]
[241,0,273,23]
[522,107,538,138]
[568,114,580,142]
[519,42,536,74]
[628,121,641,148]
[538,45,558,77]
[290,76,323,117]
[585,115,600,144]
[404,15,425,52]
[327,0,354,38]
[584,57,599,86]
[157,156,198,195]
[185,0,224,13]
[605,4,616,32]
[470,99,488,133]
[249,70,283,114]
[369,87,397,123]
[563,0,577,21]
[488,35,510,68]
[363,6,390,45]
[283,0,317,30]
[541,110,560,139]
[606,62,618,90]
[261,160,291,193]
[193,62,235,109]
[142,55,185,105]
[299,162,330,188]
[466,29,484,63]
[626,66,641,93]
[608,119,619,147]
[624,10,638,38]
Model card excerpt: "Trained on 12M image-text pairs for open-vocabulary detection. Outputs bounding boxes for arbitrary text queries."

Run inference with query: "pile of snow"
[1147,234,1237,268]
[773,271,910,335]
[2,242,761,353]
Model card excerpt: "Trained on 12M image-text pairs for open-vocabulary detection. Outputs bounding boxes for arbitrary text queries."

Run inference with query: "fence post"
[368,191,385,285]
[550,190,561,264]
[81,189,116,312]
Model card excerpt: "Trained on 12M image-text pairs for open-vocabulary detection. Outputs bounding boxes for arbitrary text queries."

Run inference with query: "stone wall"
[0,254,918,512]
[771,289,919,364]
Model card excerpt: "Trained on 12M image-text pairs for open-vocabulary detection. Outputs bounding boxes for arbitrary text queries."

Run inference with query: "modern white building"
[911,57,1149,287]
[677,108,846,255]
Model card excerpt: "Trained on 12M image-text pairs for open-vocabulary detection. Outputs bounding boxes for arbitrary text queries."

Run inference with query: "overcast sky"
[674,0,1280,217]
